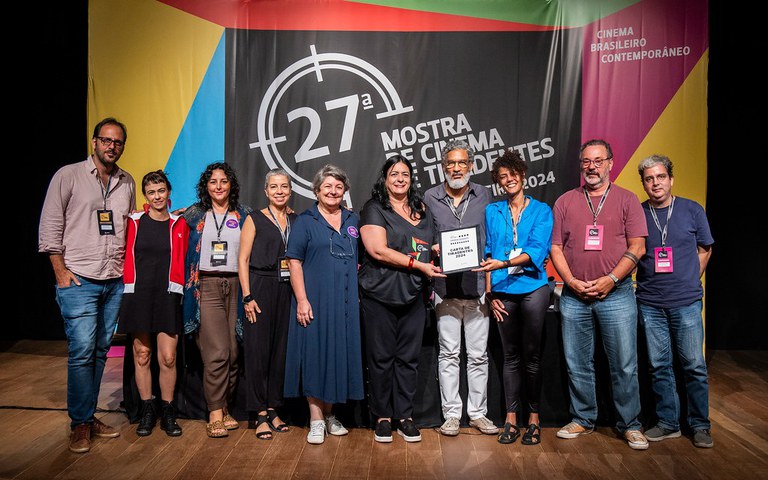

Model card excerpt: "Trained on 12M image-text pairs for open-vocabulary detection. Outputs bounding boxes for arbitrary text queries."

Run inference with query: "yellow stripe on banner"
[88,0,223,206]
[615,50,709,206]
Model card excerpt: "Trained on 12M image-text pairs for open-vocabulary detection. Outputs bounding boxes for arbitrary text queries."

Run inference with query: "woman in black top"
[119,170,188,437]
[238,169,297,440]
[358,155,445,443]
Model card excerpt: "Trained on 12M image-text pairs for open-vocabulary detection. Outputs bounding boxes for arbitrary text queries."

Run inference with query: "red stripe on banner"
[159,0,561,31]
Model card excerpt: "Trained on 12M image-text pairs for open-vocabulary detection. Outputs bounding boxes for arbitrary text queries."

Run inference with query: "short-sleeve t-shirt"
[358,199,434,305]
[636,197,714,307]
[552,184,647,281]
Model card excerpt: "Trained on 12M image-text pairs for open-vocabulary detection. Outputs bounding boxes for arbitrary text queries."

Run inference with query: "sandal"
[206,420,229,438]
[222,413,239,430]
[255,414,272,440]
[522,424,541,445]
[497,422,520,444]
[267,409,289,433]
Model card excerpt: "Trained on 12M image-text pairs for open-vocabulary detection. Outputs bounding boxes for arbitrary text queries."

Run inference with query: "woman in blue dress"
[284,164,364,445]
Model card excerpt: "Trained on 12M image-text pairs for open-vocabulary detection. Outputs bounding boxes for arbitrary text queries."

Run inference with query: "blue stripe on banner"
[166,32,226,210]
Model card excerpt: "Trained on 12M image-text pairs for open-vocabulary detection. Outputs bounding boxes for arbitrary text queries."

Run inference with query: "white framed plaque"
[439,225,481,274]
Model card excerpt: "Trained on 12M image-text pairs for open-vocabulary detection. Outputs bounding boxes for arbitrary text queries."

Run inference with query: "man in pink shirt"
[550,139,649,450]
[39,118,136,453]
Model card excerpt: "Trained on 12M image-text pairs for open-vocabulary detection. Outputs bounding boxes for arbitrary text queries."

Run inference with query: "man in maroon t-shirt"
[550,139,649,450]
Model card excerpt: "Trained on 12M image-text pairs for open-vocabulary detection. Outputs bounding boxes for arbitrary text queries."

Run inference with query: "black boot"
[160,401,182,437]
[136,399,156,436]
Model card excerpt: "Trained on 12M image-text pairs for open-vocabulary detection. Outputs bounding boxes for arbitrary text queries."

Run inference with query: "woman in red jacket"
[119,170,189,437]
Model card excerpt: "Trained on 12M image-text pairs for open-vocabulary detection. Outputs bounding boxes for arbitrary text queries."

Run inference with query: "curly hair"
[195,162,240,211]
[491,149,528,184]
[370,155,425,220]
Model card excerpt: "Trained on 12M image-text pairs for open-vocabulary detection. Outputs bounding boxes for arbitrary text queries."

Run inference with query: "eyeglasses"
[443,160,470,169]
[329,235,356,259]
[95,136,125,149]
[580,157,611,168]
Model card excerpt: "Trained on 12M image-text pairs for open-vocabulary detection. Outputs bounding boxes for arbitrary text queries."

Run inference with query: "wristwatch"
[607,273,620,285]
[242,294,254,303]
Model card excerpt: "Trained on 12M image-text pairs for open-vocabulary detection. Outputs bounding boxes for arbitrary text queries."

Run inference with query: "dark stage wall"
[10,1,764,349]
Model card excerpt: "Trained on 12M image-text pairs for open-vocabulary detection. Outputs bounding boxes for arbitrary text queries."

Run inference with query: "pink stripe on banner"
[581,0,708,174]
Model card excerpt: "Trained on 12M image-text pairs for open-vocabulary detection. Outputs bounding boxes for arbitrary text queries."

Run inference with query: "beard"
[447,173,470,190]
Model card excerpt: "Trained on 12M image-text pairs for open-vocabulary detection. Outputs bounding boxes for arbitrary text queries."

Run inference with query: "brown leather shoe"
[92,417,120,438]
[69,424,91,453]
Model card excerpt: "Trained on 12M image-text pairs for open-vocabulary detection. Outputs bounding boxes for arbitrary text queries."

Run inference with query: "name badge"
[507,248,523,275]
[278,257,291,282]
[584,224,604,251]
[654,247,674,273]
[97,209,115,235]
[210,241,228,266]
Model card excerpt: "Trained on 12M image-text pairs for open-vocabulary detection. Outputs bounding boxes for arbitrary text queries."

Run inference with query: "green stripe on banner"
[352,0,640,27]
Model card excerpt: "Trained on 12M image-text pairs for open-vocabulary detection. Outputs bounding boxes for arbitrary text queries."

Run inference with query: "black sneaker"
[374,420,393,443]
[397,419,421,443]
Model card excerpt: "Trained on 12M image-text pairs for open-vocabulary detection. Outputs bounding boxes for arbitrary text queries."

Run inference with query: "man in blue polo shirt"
[635,154,714,449]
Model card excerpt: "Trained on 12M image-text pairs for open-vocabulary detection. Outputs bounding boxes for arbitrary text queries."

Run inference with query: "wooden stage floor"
[0,340,766,479]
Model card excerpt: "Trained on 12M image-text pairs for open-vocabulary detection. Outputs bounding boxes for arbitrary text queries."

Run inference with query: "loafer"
[69,424,91,453]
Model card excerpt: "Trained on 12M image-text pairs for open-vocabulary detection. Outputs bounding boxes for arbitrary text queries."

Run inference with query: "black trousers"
[242,273,291,413]
[361,292,426,420]
[495,285,549,413]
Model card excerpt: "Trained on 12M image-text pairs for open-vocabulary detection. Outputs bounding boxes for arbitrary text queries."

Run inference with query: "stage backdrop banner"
[88,0,708,211]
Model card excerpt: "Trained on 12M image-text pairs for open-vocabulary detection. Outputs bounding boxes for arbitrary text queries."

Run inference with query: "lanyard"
[267,206,291,251]
[649,196,675,247]
[98,173,113,210]
[507,197,528,249]
[583,184,611,226]
[211,209,228,241]
[443,191,471,225]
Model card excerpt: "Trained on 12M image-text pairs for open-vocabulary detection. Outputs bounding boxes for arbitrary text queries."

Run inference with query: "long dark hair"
[371,155,425,220]
[195,162,240,211]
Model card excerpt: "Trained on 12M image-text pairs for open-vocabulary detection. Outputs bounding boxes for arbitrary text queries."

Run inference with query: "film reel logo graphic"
[249,45,413,207]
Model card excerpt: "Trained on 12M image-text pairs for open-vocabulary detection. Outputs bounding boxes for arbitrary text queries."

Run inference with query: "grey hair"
[264,168,291,189]
[440,139,475,163]
[312,164,351,193]
[637,154,674,179]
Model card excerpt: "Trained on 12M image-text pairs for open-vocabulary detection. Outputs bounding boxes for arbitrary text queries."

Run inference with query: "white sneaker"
[307,420,326,444]
[325,415,349,436]
[469,416,499,435]
[440,417,460,436]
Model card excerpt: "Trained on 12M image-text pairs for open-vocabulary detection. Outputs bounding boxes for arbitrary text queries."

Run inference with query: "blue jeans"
[560,279,641,432]
[56,275,123,428]
[638,300,709,431]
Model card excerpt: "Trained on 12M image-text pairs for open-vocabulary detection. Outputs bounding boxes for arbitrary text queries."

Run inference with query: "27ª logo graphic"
[249,45,413,206]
